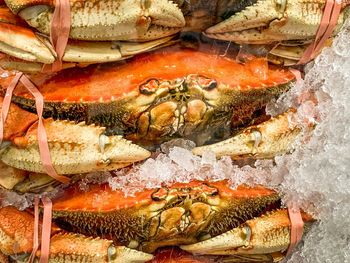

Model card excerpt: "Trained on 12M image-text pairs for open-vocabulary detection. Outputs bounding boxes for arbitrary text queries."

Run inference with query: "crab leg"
[181,209,311,256]
[192,110,301,159]
[0,207,153,262]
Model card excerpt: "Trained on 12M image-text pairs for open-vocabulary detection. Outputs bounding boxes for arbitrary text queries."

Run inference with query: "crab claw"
[37,233,154,263]
[181,209,313,257]
[0,6,54,64]
[192,110,301,159]
[7,0,185,41]
[205,0,349,44]
[1,118,151,174]
[0,5,177,71]
[0,207,153,262]
[0,206,37,256]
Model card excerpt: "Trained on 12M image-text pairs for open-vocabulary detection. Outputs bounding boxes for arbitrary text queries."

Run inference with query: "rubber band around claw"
[28,197,53,263]
[298,0,342,64]
[0,73,70,183]
[286,205,305,255]
[43,0,71,72]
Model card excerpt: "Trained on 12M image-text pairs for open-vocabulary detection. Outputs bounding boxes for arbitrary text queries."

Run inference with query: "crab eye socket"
[197,76,217,90]
[140,79,159,95]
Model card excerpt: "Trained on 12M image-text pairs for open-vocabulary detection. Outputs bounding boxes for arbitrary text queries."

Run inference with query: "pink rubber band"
[39,197,53,263]
[290,68,303,87]
[28,197,40,263]
[17,76,70,183]
[0,73,70,183]
[298,0,341,64]
[312,0,341,59]
[49,0,71,71]
[0,73,22,145]
[286,205,304,255]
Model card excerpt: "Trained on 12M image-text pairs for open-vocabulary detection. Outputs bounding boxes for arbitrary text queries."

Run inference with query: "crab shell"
[1,48,295,147]
[4,0,185,41]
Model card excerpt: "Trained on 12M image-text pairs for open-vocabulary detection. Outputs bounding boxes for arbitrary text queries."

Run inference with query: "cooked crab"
[0,47,296,175]
[0,96,151,175]
[0,5,178,69]
[0,181,314,262]
[0,47,294,143]
[0,161,71,193]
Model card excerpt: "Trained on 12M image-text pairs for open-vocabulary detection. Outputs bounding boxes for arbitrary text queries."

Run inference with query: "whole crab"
[0,180,314,262]
[0,47,299,179]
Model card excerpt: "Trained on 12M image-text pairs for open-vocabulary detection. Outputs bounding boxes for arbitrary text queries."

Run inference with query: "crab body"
[0,181,313,262]
[2,48,295,147]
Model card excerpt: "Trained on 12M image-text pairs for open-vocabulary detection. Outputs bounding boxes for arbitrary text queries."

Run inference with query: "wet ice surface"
[1,20,349,263]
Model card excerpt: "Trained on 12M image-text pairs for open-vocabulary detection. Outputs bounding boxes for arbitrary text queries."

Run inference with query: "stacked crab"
[0,0,348,262]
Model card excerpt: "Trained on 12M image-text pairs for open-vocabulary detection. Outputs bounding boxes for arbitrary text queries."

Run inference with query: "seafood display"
[0,0,347,262]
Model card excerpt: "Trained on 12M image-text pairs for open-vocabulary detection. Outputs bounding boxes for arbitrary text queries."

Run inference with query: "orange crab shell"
[0,96,38,141]
[0,5,37,39]
[8,47,295,102]
[0,206,35,255]
[51,180,277,212]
